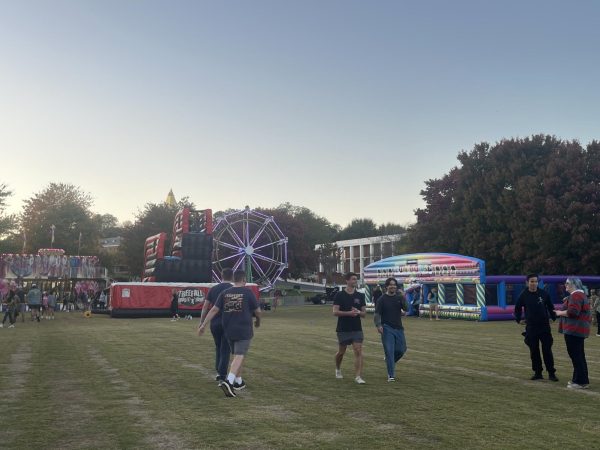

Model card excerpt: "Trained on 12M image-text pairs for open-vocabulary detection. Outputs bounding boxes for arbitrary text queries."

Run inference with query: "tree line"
[1,134,598,278]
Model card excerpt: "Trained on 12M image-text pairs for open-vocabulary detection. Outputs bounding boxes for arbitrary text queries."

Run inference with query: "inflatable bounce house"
[363,253,600,321]
[109,207,258,318]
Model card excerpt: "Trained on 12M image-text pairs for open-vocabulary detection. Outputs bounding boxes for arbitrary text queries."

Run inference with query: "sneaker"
[549,374,559,382]
[567,382,584,389]
[355,376,366,384]
[0,323,3,328]
[581,384,590,389]
[596,334,600,337]
[215,374,221,381]
[387,377,395,382]
[335,369,343,379]
[233,381,247,391]
[8,324,15,328]
[220,381,236,397]
[530,373,543,381]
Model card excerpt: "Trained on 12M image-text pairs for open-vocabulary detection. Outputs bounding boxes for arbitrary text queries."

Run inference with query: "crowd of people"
[1,283,103,328]
[195,270,595,398]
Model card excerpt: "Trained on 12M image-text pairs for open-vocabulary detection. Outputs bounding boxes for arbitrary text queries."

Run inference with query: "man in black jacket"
[514,274,558,381]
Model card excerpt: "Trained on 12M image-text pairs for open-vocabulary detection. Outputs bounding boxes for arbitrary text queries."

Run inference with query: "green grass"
[1,307,598,449]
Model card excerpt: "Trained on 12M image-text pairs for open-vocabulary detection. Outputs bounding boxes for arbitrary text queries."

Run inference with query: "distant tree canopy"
[336,218,406,241]
[0,183,18,252]
[19,183,100,255]
[256,203,339,278]
[399,135,600,274]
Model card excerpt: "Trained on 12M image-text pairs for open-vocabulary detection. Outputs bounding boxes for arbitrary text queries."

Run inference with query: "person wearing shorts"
[198,270,261,397]
[27,284,42,322]
[333,272,367,384]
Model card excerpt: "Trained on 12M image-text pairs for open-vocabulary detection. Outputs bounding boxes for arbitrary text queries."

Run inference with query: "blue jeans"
[211,323,231,379]
[381,324,407,377]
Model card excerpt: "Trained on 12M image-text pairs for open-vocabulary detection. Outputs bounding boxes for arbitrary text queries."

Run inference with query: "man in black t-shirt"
[514,273,558,381]
[199,268,234,383]
[333,272,367,384]
[199,270,261,397]
[374,277,408,382]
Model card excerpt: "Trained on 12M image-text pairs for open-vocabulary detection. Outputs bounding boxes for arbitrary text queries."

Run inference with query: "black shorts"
[28,304,40,311]
[336,331,364,346]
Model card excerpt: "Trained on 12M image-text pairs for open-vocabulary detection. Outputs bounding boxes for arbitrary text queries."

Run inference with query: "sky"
[1,0,599,228]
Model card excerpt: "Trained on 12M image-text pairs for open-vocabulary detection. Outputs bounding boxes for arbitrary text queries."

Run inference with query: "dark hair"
[345,272,358,280]
[222,268,234,281]
[526,274,539,282]
[384,277,398,287]
[233,270,246,282]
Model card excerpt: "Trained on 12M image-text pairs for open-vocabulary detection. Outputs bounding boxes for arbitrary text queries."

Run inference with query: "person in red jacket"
[555,277,592,389]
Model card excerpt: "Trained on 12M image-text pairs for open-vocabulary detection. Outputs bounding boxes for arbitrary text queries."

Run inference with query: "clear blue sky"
[1,0,599,227]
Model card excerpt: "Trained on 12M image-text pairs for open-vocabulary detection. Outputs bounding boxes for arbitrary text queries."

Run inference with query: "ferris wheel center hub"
[244,246,254,255]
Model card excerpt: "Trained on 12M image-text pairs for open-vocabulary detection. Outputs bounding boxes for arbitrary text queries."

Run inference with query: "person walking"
[555,277,592,389]
[16,287,26,322]
[374,277,408,382]
[198,270,261,398]
[590,289,600,336]
[514,274,558,381]
[333,272,367,384]
[47,290,56,320]
[27,284,42,322]
[199,268,234,383]
[170,289,180,321]
[427,286,440,320]
[1,289,18,328]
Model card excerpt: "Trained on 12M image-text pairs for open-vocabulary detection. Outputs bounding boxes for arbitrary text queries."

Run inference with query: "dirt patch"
[2,344,32,402]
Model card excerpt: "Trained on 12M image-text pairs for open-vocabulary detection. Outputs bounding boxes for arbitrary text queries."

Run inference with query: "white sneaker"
[355,376,366,384]
[567,382,583,389]
[0,323,3,328]
[387,377,395,382]
[335,369,343,379]
[8,324,15,328]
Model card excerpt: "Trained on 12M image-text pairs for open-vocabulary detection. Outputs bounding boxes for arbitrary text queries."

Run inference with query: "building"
[316,234,404,281]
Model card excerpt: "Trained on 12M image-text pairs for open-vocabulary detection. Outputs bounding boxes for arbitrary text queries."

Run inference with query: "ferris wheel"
[212,207,288,290]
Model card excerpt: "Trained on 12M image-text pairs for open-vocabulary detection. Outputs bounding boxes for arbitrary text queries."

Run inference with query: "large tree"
[0,183,18,252]
[400,135,600,274]
[256,203,339,278]
[20,183,100,255]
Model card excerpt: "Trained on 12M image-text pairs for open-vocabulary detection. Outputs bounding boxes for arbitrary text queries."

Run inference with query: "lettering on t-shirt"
[223,294,244,313]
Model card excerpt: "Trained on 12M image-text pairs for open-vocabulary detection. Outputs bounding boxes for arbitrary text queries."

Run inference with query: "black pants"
[564,334,589,385]
[211,323,231,379]
[596,312,600,335]
[525,330,555,375]
[2,310,15,325]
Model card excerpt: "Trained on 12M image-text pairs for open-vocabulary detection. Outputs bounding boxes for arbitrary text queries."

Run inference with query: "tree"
[95,213,122,238]
[19,183,100,255]
[336,218,378,240]
[0,183,18,252]
[316,242,342,282]
[400,135,600,274]
[256,203,339,278]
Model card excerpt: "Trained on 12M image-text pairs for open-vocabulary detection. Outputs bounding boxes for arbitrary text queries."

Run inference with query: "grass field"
[1,306,598,449]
